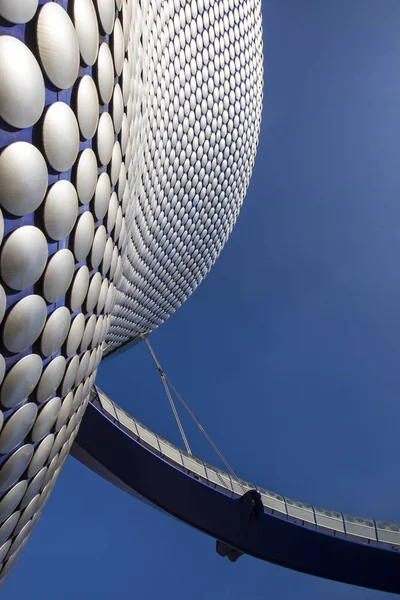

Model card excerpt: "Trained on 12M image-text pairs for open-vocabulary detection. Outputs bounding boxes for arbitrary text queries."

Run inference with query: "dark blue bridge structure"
[72,386,400,595]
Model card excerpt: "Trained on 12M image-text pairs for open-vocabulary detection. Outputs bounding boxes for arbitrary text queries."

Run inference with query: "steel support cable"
[160,372,192,455]
[164,375,245,494]
[143,336,245,494]
[144,337,192,455]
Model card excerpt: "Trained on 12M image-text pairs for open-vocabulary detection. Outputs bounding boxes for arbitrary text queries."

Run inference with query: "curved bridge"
[72,386,400,594]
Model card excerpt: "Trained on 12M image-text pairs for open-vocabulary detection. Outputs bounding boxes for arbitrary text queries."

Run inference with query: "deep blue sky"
[6,0,400,597]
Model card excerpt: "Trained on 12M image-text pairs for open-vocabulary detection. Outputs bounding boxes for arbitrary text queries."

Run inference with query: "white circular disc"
[14,494,41,536]
[41,307,71,358]
[31,398,62,443]
[0,512,20,549]
[22,466,47,504]
[0,142,48,217]
[73,0,99,66]
[0,36,45,128]
[120,113,128,155]
[0,403,38,455]
[90,225,107,269]
[112,84,124,134]
[96,112,114,166]
[0,446,33,494]
[43,180,78,241]
[1,355,42,409]
[69,266,90,313]
[73,211,95,262]
[106,192,118,232]
[76,351,91,386]
[0,481,28,526]
[42,102,80,173]
[65,313,85,357]
[93,172,111,219]
[96,43,114,104]
[36,357,66,404]
[96,278,109,314]
[86,272,102,311]
[112,17,124,76]
[109,246,119,280]
[0,0,38,24]
[76,149,98,205]
[110,142,122,186]
[61,356,79,397]
[55,392,73,433]
[3,296,47,354]
[96,0,115,34]
[81,315,97,351]
[101,238,114,276]
[36,2,80,90]
[42,249,75,304]
[0,355,5,387]
[0,226,48,292]
[76,75,99,140]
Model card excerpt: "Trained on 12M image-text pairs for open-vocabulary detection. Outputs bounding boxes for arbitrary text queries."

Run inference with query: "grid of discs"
[105,0,263,352]
[0,0,129,579]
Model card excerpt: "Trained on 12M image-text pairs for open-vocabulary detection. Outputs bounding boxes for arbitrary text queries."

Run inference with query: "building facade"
[0,0,263,581]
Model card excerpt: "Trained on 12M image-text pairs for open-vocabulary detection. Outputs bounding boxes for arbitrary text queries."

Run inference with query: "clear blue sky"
[6,0,400,597]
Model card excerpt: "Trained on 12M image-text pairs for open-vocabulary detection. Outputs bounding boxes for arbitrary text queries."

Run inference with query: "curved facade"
[0,0,263,582]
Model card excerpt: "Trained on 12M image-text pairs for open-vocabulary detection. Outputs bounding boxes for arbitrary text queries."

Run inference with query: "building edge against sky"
[0,0,263,582]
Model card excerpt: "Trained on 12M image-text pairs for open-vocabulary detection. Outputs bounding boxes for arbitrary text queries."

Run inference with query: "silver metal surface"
[0,0,38,24]
[61,356,80,397]
[42,102,79,173]
[3,296,47,354]
[41,307,71,358]
[43,180,78,241]
[36,356,66,405]
[65,313,85,358]
[95,0,115,35]
[36,2,79,90]
[0,481,27,526]
[55,393,73,433]
[69,266,90,313]
[1,355,42,410]
[73,211,95,262]
[31,398,61,443]
[76,75,99,140]
[112,84,124,134]
[110,143,122,186]
[0,142,48,217]
[112,17,124,77]
[14,494,41,536]
[95,111,114,166]
[80,315,97,351]
[97,42,114,105]
[0,512,20,548]
[106,192,118,233]
[42,249,75,305]
[0,226,48,291]
[0,36,45,128]
[101,238,113,277]
[86,273,102,312]
[90,226,107,269]
[26,441,53,482]
[93,172,111,220]
[73,0,99,67]
[0,403,38,455]
[75,149,98,205]
[0,445,33,494]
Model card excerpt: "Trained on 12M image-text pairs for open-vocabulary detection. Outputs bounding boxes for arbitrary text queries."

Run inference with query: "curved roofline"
[72,387,400,594]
